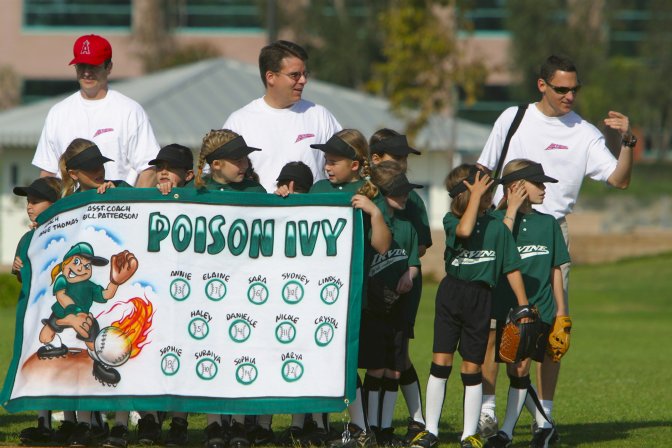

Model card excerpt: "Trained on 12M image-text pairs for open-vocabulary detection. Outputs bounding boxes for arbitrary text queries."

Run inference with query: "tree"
[370,0,487,137]
[0,66,21,110]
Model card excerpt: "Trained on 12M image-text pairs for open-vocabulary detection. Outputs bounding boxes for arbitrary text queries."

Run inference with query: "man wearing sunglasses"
[476,54,634,448]
[32,34,160,188]
[223,40,342,192]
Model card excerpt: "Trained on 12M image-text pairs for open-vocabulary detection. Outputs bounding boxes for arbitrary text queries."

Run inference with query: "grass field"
[0,253,671,447]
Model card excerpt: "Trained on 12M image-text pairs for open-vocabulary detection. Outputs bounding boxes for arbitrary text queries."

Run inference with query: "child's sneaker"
[402,419,425,445]
[477,413,498,439]
[165,417,189,446]
[328,423,377,448]
[377,427,403,447]
[460,434,484,448]
[68,422,94,447]
[137,414,162,445]
[204,422,228,448]
[278,426,303,446]
[249,424,275,446]
[102,424,129,448]
[530,426,558,448]
[409,430,438,448]
[52,420,78,445]
[298,427,331,446]
[229,421,251,448]
[19,417,53,446]
[484,431,511,448]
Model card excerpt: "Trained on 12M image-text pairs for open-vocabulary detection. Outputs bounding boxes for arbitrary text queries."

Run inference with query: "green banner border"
[1,188,363,414]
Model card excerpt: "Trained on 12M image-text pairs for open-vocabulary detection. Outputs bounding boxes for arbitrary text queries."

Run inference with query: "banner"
[1,188,363,414]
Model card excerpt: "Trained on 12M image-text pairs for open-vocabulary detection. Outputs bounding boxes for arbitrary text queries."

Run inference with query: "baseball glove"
[499,305,543,363]
[110,250,139,285]
[547,316,572,362]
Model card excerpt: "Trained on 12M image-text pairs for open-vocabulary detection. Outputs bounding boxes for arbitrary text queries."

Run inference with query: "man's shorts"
[358,310,408,371]
[494,320,551,363]
[433,274,492,364]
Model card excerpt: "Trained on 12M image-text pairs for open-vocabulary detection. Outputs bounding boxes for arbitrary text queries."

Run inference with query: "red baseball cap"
[69,34,112,66]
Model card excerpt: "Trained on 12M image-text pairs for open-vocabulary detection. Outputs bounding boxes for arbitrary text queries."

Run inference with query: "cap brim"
[72,155,113,171]
[148,157,192,170]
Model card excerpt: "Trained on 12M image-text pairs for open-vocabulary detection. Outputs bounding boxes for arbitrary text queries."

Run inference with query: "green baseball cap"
[63,242,109,266]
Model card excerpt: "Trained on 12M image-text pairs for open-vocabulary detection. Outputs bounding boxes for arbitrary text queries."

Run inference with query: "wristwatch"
[622,134,637,148]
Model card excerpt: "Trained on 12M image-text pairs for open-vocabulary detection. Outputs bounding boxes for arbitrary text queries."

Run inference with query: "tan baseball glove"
[110,250,139,285]
[547,315,572,362]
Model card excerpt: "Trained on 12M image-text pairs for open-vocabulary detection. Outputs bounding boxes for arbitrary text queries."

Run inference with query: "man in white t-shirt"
[223,40,342,192]
[33,34,160,187]
[476,55,634,447]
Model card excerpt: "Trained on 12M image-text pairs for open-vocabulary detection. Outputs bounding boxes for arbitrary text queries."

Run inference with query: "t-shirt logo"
[451,249,496,266]
[518,245,549,259]
[81,40,91,55]
[93,128,114,138]
[295,133,315,143]
[545,143,568,151]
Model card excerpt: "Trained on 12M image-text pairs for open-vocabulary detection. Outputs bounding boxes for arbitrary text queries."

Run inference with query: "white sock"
[500,387,527,437]
[380,389,398,429]
[538,400,554,428]
[38,410,51,429]
[114,411,129,427]
[291,414,305,428]
[257,415,272,429]
[525,391,537,416]
[401,380,425,424]
[206,414,221,426]
[231,415,245,425]
[367,389,380,428]
[76,411,91,425]
[311,413,326,430]
[348,387,367,431]
[63,411,76,423]
[481,394,496,418]
[461,384,482,440]
[425,375,447,436]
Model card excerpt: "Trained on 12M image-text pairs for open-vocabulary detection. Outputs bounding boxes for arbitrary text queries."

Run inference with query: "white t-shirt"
[477,103,618,219]
[223,97,342,192]
[33,90,160,185]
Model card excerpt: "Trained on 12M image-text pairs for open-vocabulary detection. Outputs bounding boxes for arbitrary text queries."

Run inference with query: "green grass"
[1,253,671,446]
[579,162,672,202]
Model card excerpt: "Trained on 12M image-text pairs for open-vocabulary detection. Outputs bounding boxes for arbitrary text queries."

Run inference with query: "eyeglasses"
[275,71,310,82]
[545,81,581,95]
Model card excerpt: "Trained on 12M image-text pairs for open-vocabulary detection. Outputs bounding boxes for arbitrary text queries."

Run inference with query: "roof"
[0,58,492,152]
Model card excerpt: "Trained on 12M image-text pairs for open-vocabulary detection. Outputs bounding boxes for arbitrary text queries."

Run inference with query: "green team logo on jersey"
[320,283,340,305]
[188,317,209,340]
[161,353,180,376]
[205,279,227,301]
[196,358,218,380]
[235,363,258,385]
[247,282,269,305]
[282,281,304,304]
[170,278,190,301]
[281,360,304,382]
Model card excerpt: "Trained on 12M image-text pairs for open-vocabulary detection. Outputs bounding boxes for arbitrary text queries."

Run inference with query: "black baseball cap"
[13,178,60,203]
[379,174,423,197]
[499,162,558,184]
[370,135,421,156]
[449,166,495,198]
[205,136,261,163]
[277,162,314,192]
[310,135,357,159]
[65,144,113,171]
[149,144,194,170]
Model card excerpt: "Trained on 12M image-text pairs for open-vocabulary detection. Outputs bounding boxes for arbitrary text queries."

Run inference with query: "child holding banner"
[191,129,266,448]
[368,129,431,444]
[12,177,65,446]
[359,161,422,447]
[303,129,392,448]
[409,165,528,448]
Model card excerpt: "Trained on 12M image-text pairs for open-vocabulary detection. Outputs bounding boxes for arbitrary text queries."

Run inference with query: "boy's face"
[324,154,359,184]
[26,196,52,223]
[69,166,105,191]
[372,153,408,172]
[211,157,249,184]
[155,161,194,187]
[62,256,93,284]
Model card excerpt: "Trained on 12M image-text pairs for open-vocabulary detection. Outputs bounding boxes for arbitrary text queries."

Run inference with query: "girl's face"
[324,154,359,184]
[372,153,408,172]
[385,193,409,211]
[478,187,495,212]
[156,161,194,187]
[69,165,105,191]
[26,196,52,223]
[523,180,546,204]
[211,157,249,184]
[62,256,93,284]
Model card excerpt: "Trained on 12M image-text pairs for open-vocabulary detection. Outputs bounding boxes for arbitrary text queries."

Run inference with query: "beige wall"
[0,0,267,81]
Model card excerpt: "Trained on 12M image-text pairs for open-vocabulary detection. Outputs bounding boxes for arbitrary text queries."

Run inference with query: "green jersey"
[395,190,432,249]
[194,177,267,192]
[309,179,364,194]
[51,275,106,318]
[443,211,522,287]
[491,210,570,324]
[13,230,33,285]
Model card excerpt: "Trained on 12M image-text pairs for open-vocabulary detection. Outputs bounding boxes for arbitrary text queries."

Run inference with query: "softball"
[94,326,132,367]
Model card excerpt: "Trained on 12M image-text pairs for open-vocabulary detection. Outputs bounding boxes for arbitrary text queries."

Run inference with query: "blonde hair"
[369,160,405,194]
[445,164,473,217]
[59,138,98,197]
[195,129,241,188]
[50,255,75,284]
[333,129,378,199]
[496,158,536,210]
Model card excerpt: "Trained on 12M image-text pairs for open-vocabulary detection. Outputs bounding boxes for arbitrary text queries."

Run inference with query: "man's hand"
[603,111,630,137]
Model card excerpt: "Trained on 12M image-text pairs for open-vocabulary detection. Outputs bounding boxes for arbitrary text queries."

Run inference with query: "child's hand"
[12,256,23,273]
[157,181,176,195]
[396,269,414,294]
[274,182,294,197]
[465,170,494,198]
[507,181,528,210]
[96,181,116,194]
[351,194,377,216]
[29,220,38,230]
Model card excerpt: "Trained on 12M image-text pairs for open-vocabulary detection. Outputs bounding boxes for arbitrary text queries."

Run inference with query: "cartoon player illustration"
[37,242,139,385]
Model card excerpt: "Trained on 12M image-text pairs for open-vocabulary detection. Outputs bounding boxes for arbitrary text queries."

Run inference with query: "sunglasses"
[545,81,581,95]
[276,71,310,82]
